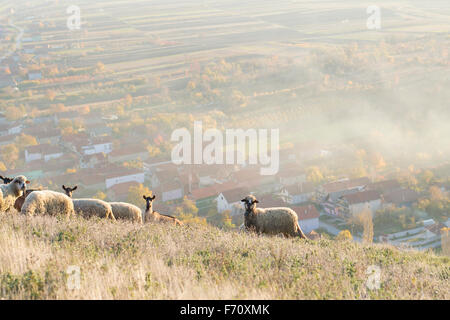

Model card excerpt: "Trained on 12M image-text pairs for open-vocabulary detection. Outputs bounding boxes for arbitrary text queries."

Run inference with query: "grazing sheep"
[0,175,13,184]
[21,190,74,217]
[0,175,29,213]
[62,185,115,221]
[110,202,143,224]
[143,195,182,226]
[14,188,43,212]
[241,195,308,239]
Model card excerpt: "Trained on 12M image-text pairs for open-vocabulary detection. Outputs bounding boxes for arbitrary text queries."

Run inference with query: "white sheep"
[0,175,29,213]
[241,194,308,239]
[109,202,143,224]
[21,190,74,217]
[62,185,116,221]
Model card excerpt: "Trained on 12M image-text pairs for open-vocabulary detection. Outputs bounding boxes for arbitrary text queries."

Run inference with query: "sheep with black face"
[241,194,308,239]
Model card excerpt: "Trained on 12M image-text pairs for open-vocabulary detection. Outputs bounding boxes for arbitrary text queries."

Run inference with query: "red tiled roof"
[285,182,315,195]
[383,189,419,205]
[342,190,381,205]
[322,177,370,193]
[109,181,140,196]
[221,187,250,203]
[292,204,320,220]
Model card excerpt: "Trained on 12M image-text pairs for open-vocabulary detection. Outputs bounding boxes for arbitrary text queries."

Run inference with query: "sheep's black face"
[241,195,258,212]
[62,185,77,198]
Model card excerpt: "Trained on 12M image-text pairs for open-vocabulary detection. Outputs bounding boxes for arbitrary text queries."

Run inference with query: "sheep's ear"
[143,195,147,200]
[241,199,246,202]
[253,200,259,204]
[73,186,78,191]
[151,195,156,200]
[62,185,66,190]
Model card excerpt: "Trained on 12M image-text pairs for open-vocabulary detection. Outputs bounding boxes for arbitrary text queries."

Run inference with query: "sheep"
[0,175,29,213]
[14,188,43,212]
[240,194,308,239]
[62,185,116,221]
[143,195,182,226]
[21,190,74,217]
[110,202,143,224]
[0,175,13,184]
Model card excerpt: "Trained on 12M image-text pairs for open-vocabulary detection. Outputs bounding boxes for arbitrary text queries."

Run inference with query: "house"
[0,134,15,147]
[157,180,184,202]
[0,122,23,136]
[84,122,112,137]
[188,181,236,214]
[27,72,42,80]
[80,137,113,155]
[317,177,370,201]
[367,179,401,195]
[107,181,140,202]
[280,182,315,204]
[108,145,148,163]
[105,168,145,189]
[24,144,64,163]
[216,187,249,215]
[231,166,279,194]
[338,190,382,217]
[277,164,306,186]
[80,153,107,169]
[292,204,320,234]
[383,189,419,208]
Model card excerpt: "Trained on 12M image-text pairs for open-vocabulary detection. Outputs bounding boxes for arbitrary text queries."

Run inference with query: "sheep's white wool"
[73,199,115,221]
[0,175,28,213]
[21,190,74,217]
[110,202,142,223]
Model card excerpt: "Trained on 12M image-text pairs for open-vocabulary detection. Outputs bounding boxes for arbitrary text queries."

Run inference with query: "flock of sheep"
[0,175,309,239]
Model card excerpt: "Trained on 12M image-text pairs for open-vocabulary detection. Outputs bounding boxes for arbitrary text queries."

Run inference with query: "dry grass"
[0,213,448,300]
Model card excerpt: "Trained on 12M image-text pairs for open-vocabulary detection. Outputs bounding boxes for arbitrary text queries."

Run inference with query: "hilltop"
[0,213,448,299]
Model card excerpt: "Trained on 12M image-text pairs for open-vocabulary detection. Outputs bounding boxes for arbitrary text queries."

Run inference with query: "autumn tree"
[1,144,19,169]
[336,229,353,241]
[306,166,324,184]
[127,184,152,207]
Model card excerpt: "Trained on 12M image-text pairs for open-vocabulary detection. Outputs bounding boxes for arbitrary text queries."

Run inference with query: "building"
[216,187,249,215]
[317,177,370,201]
[383,189,419,208]
[280,182,315,204]
[338,190,382,217]
[292,204,320,234]
[24,144,64,163]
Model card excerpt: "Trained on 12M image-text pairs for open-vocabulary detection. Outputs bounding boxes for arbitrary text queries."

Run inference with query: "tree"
[5,106,25,121]
[358,209,374,244]
[1,144,19,169]
[441,227,450,256]
[15,133,37,150]
[336,230,353,241]
[93,191,107,201]
[127,184,152,207]
[46,89,56,101]
[306,166,324,184]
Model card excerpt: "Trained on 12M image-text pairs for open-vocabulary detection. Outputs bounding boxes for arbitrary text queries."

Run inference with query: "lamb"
[0,175,29,213]
[62,185,116,221]
[143,195,182,226]
[14,188,43,212]
[21,190,74,217]
[240,194,308,239]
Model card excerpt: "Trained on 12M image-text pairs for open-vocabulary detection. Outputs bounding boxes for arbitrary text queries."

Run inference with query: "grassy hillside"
[0,213,448,299]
